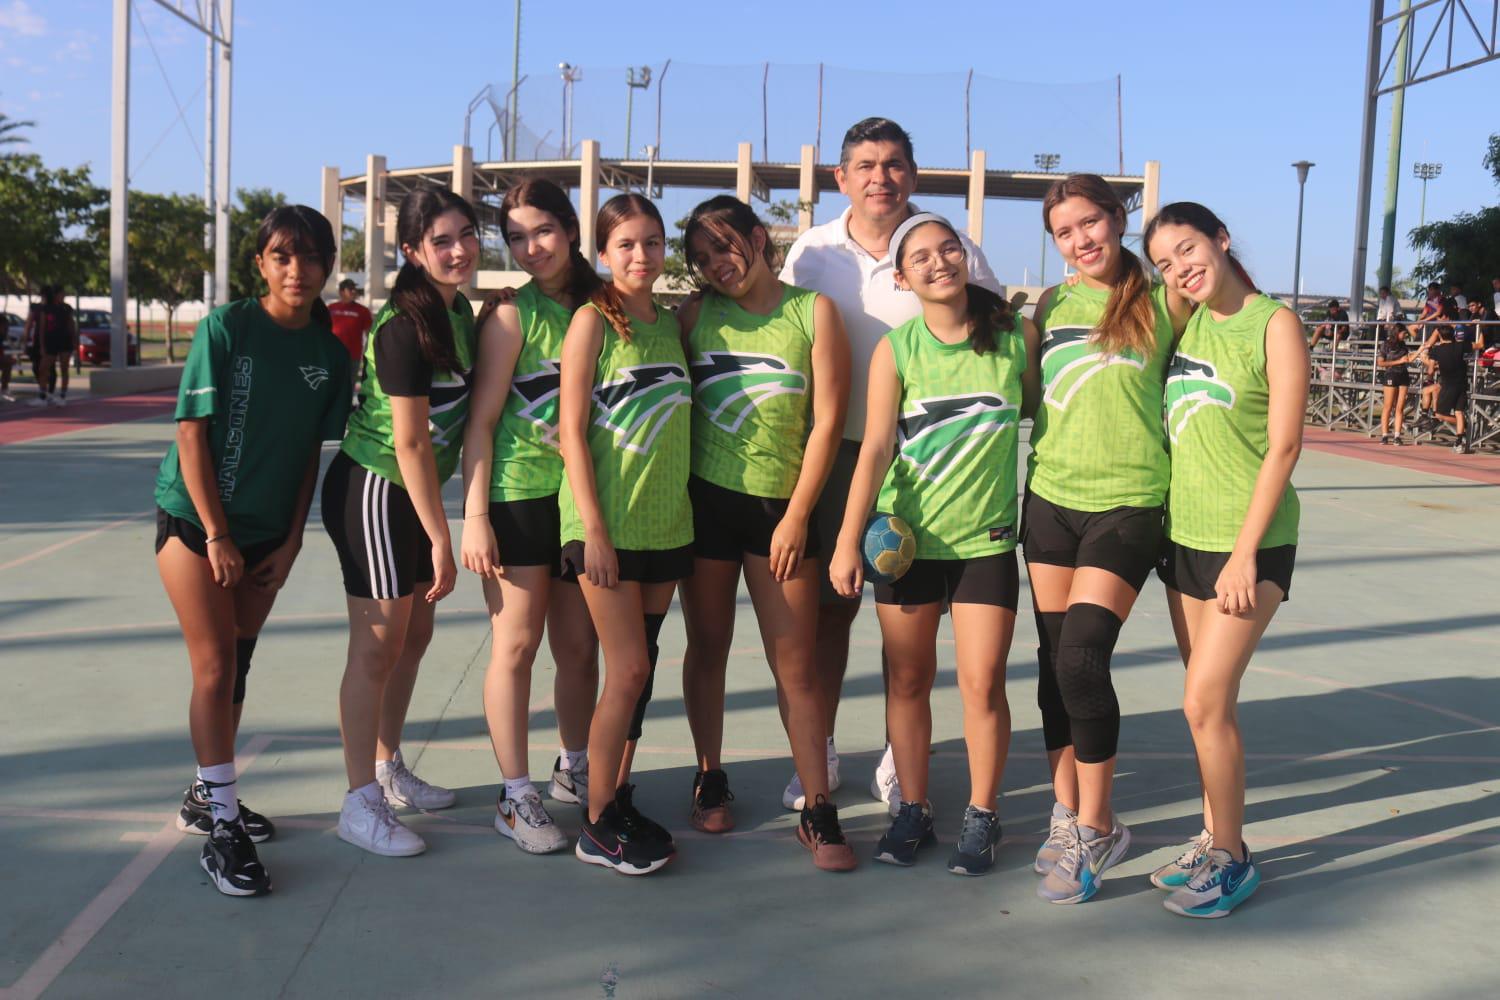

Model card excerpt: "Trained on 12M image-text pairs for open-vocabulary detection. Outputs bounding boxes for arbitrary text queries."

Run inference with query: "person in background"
[1307,299,1347,351]
[26,287,76,407]
[1490,276,1499,315]
[1376,325,1416,445]
[1448,283,1468,313]
[1426,322,1473,454]
[1375,286,1397,324]
[327,279,374,376]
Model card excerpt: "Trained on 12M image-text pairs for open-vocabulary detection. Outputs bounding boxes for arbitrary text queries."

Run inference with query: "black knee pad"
[627,614,666,742]
[1033,610,1070,751]
[233,636,258,705]
[1055,604,1123,763]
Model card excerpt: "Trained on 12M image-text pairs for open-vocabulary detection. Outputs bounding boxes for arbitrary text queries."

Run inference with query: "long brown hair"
[1142,201,1257,291]
[475,178,603,335]
[1042,173,1156,357]
[590,193,665,343]
[681,195,779,288]
[391,186,478,372]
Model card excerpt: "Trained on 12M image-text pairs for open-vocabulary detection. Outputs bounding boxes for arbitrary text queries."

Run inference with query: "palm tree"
[0,106,36,151]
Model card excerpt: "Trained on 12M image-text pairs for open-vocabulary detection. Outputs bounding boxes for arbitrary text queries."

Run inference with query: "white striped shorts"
[321,451,434,600]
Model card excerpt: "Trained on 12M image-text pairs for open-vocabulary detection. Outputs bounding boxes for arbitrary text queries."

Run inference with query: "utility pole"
[1377,0,1412,291]
[625,66,652,162]
[508,1,522,160]
[1034,153,1060,285]
[1292,161,1315,315]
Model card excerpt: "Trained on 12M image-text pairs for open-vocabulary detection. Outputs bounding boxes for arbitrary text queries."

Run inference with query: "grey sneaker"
[947,805,1002,876]
[495,786,569,854]
[1150,828,1213,890]
[377,749,456,810]
[1038,816,1131,904]
[1033,801,1078,874]
[549,755,589,808]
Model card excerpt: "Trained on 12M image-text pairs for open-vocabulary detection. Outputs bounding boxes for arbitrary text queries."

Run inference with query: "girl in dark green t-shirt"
[320,187,480,859]
[153,206,351,897]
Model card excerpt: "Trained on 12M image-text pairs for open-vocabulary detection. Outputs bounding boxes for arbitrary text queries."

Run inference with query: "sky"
[4,0,1499,298]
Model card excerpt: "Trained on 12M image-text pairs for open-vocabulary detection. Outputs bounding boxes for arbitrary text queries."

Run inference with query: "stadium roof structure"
[321,141,1159,299]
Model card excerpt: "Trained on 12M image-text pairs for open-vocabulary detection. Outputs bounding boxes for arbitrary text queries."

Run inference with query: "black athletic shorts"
[874,550,1019,609]
[154,507,285,570]
[321,450,434,600]
[689,475,822,562]
[1382,370,1411,388]
[559,540,693,585]
[485,494,561,570]
[813,440,861,607]
[1020,492,1163,592]
[1158,541,1296,602]
[1437,382,1468,416]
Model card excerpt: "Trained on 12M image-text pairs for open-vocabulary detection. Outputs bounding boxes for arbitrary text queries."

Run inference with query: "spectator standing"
[26,287,77,408]
[327,279,374,370]
[1490,276,1499,314]
[1425,323,1472,453]
[1375,286,1398,324]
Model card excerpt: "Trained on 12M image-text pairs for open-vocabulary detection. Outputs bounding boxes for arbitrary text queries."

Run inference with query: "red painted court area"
[0,392,176,445]
[1302,427,1500,486]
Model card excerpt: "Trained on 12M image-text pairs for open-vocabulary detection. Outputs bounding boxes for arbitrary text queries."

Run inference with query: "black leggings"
[626,613,666,741]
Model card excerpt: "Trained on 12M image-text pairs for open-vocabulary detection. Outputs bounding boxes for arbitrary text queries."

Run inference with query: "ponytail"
[311,297,332,330]
[391,260,459,372]
[963,284,1015,356]
[589,284,635,342]
[1095,247,1158,358]
[588,192,666,344]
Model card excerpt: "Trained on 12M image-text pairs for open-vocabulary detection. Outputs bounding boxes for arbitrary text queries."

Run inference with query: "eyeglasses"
[902,243,966,277]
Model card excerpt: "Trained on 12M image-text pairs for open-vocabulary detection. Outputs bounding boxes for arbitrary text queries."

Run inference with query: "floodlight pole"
[1377,0,1412,293]
[625,66,651,162]
[1413,161,1441,227]
[1291,161,1314,315]
[214,0,233,307]
[1348,0,1384,324]
[1034,153,1059,286]
[508,0,522,160]
[109,0,129,370]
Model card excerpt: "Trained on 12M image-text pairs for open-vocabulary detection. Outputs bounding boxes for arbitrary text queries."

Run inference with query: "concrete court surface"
[1,399,1497,999]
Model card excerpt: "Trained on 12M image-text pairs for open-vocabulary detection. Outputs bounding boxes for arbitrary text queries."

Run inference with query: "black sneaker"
[615,783,675,849]
[1380,434,1392,445]
[798,795,857,871]
[874,800,935,866]
[689,768,736,834]
[575,802,673,876]
[947,804,1003,876]
[199,819,272,896]
[177,781,276,843]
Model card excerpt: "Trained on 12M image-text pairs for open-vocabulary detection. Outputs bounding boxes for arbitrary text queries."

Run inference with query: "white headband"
[890,212,956,269]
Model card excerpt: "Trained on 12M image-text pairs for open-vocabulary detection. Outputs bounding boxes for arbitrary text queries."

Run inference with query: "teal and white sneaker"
[1037,816,1131,904]
[1033,801,1078,875]
[1150,828,1213,890]
[1163,847,1260,918]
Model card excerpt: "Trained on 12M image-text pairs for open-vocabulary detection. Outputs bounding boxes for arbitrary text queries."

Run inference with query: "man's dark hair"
[1379,285,1391,295]
[1428,282,1441,291]
[839,117,916,170]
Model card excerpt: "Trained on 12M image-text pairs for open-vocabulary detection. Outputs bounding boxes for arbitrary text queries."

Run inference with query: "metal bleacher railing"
[1305,318,1500,450]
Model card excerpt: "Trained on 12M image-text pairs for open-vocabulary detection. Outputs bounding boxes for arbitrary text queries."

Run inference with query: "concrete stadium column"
[1143,160,1161,224]
[579,140,601,260]
[321,166,342,293]
[736,142,753,204]
[364,154,386,308]
[966,148,987,245]
[798,144,817,233]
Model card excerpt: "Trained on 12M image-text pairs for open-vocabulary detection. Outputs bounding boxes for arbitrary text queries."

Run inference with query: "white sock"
[354,781,384,806]
[503,776,533,802]
[197,762,239,824]
[877,743,896,774]
[375,757,396,777]
[825,736,838,760]
[560,747,587,772]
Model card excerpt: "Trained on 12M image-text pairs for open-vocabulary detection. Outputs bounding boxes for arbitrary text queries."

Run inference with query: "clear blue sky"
[5,0,1499,296]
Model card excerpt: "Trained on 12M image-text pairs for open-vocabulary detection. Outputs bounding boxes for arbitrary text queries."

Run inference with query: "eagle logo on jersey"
[896,393,1018,484]
[427,368,472,448]
[690,351,808,433]
[1163,352,1235,444]
[1040,326,1144,411]
[299,366,330,390]
[510,359,563,447]
[593,363,691,455]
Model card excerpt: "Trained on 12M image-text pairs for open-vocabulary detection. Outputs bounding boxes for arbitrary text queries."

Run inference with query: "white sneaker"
[495,786,569,854]
[548,755,589,808]
[0,391,16,402]
[781,753,842,811]
[870,760,902,818]
[338,791,426,857]
[27,395,48,407]
[377,749,456,810]
[51,395,65,407]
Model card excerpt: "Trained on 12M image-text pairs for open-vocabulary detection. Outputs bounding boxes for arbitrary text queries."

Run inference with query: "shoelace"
[889,802,928,841]
[392,759,440,797]
[958,809,997,853]
[514,790,551,828]
[1184,851,1230,892]
[1053,826,1090,879]
[1174,830,1213,869]
[808,797,847,845]
[370,796,406,845]
[695,770,734,809]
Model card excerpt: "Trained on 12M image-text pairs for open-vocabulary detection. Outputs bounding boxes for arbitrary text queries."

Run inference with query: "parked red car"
[76,309,140,366]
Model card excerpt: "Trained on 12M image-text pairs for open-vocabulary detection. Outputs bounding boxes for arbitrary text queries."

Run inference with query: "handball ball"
[862,512,915,584]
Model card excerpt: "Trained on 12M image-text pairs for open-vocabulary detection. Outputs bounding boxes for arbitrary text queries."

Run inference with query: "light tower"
[1413,161,1442,227]
[1034,153,1060,285]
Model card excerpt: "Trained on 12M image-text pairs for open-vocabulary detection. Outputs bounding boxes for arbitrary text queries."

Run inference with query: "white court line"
[1,734,274,1000]
[0,510,153,575]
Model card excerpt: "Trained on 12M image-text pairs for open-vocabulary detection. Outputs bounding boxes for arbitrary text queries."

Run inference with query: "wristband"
[465,512,489,519]
[206,534,229,544]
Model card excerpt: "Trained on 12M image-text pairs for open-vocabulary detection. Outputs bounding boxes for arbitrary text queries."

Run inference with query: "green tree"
[128,192,211,362]
[229,187,288,299]
[341,224,365,272]
[1409,133,1500,295]
[0,104,35,151]
[0,154,104,296]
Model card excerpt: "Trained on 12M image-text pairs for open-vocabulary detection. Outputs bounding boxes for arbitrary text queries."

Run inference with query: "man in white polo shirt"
[778,117,1000,813]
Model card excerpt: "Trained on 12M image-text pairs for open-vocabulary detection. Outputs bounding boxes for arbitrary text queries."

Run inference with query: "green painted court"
[2,401,1497,998]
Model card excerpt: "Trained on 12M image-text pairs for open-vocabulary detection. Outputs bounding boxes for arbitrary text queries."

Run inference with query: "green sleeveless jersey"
[1027,281,1174,511]
[558,302,693,550]
[875,314,1027,559]
[1164,292,1299,551]
[490,282,570,501]
[688,284,816,498]
[341,294,476,487]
